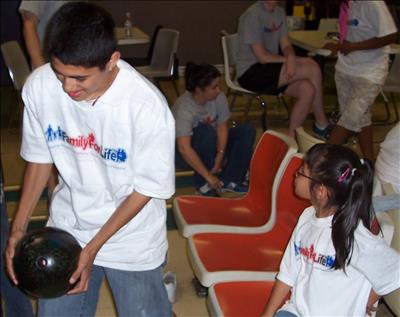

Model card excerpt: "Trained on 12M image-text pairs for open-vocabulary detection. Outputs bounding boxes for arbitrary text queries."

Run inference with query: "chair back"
[146,24,163,62]
[247,130,298,224]
[150,28,179,76]
[221,33,239,89]
[318,18,338,31]
[1,41,30,91]
[295,126,324,153]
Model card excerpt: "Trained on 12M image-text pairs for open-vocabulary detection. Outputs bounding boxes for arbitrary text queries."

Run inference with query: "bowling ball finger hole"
[36,257,48,269]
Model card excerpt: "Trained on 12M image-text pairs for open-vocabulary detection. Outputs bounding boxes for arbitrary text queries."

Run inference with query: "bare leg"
[283,79,315,137]
[357,125,373,161]
[279,57,329,127]
[327,125,353,145]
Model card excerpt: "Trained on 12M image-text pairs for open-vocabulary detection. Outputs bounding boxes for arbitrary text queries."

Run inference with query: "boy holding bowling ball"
[5,2,175,316]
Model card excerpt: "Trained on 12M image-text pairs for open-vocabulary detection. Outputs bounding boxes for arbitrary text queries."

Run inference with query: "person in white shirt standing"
[325,0,398,161]
[5,2,175,316]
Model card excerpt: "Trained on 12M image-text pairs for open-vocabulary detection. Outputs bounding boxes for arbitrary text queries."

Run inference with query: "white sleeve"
[354,237,400,296]
[276,230,299,287]
[132,97,175,199]
[20,84,53,164]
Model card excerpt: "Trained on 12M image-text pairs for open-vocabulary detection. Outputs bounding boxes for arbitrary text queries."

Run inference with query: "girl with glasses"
[261,143,400,317]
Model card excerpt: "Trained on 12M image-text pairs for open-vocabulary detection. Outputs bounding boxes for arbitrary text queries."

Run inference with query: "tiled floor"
[1,77,398,316]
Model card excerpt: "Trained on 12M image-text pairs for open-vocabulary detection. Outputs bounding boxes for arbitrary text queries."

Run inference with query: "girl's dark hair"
[305,144,375,270]
[184,62,221,92]
[44,2,117,70]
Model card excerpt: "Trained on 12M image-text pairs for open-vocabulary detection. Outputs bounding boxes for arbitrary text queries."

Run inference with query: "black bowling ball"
[13,226,82,298]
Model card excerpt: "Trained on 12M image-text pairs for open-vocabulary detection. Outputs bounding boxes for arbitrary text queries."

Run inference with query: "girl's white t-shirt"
[277,206,400,316]
[335,0,397,84]
[21,60,176,270]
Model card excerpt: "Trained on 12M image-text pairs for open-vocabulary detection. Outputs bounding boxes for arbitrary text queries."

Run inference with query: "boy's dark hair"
[44,2,116,70]
[184,62,221,92]
[305,143,375,270]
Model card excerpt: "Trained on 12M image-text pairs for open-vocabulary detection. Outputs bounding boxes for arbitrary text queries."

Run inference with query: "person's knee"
[297,80,315,101]
[242,123,256,142]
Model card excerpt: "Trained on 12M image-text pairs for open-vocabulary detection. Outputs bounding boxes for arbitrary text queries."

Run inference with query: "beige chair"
[136,28,180,104]
[221,32,289,131]
[295,126,324,153]
[1,40,31,130]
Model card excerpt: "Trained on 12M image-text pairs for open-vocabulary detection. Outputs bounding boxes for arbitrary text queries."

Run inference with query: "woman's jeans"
[175,123,256,188]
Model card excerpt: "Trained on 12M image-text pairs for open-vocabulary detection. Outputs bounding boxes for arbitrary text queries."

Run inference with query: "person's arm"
[5,162,53,284]
[260,280,291,317]
[211,121,228,174]
[251,42,287,64]
[340,32,398,55]
[68,190,151,293]
[20,10,45,69]
[366,289,380,316]
[279,36,297,80]
[177,136,222,189]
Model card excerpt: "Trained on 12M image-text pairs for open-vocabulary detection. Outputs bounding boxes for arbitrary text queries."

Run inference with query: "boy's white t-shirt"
[277,206,400,316]
[335,0,397,84]
[21,60,176,271]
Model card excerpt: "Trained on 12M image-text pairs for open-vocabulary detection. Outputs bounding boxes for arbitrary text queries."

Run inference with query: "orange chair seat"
[209,280,291,317]
[176,195,269,227]
[192,220,294,273]
[212,281,275,317]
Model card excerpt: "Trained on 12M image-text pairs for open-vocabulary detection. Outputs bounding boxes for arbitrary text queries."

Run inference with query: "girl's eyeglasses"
[295,167,315,181]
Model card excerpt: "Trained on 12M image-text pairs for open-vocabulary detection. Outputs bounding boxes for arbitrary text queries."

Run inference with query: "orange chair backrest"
[276,154,311,230]
[248,132,291,215]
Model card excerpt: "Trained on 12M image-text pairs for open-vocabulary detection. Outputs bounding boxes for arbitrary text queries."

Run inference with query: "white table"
[289,30,336,53]
[115,27,150,45]
[289,30,400,55]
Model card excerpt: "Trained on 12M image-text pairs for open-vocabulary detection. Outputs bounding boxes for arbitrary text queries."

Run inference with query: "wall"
[94,1,251,66]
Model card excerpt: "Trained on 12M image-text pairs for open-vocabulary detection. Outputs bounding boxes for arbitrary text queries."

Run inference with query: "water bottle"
[124,12,132,38]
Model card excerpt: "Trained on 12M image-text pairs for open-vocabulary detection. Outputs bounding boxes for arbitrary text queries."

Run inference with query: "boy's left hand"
[67,247,97,294]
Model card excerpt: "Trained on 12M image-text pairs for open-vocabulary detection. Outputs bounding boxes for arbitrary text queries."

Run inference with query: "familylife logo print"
[45,124,127,163]
[294,242,335,269]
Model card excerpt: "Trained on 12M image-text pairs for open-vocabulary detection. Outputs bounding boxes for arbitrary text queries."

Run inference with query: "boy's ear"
[107,51,121,71]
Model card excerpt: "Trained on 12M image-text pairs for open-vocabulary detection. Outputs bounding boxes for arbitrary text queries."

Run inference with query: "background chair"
[207,280,280,317]
[295,126,324,153]
[124,24,163,66]
[221,32,289,131]
[375,53,400,124]
[186,154,310,287]
[136,28,180,104]
[173,130,298,237]
[1,40,31,130]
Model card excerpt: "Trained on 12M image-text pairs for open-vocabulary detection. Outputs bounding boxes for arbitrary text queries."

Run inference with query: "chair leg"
[172,80,180,97]
[256,96,267,131]
[373,90,391,125]
[390,92,399,123]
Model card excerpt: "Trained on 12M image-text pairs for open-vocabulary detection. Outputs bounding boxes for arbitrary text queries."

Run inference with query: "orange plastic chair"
[206,214,394,317]
[173,130,298,237]
[208,280,289,317]
[187,154,311,286]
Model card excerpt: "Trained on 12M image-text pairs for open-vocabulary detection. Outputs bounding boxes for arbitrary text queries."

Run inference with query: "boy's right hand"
[206,173,223,191]
[4,229,26,285]
[323,42,340,56]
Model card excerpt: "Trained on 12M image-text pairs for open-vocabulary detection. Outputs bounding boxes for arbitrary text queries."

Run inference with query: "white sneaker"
[163,271,177,303]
